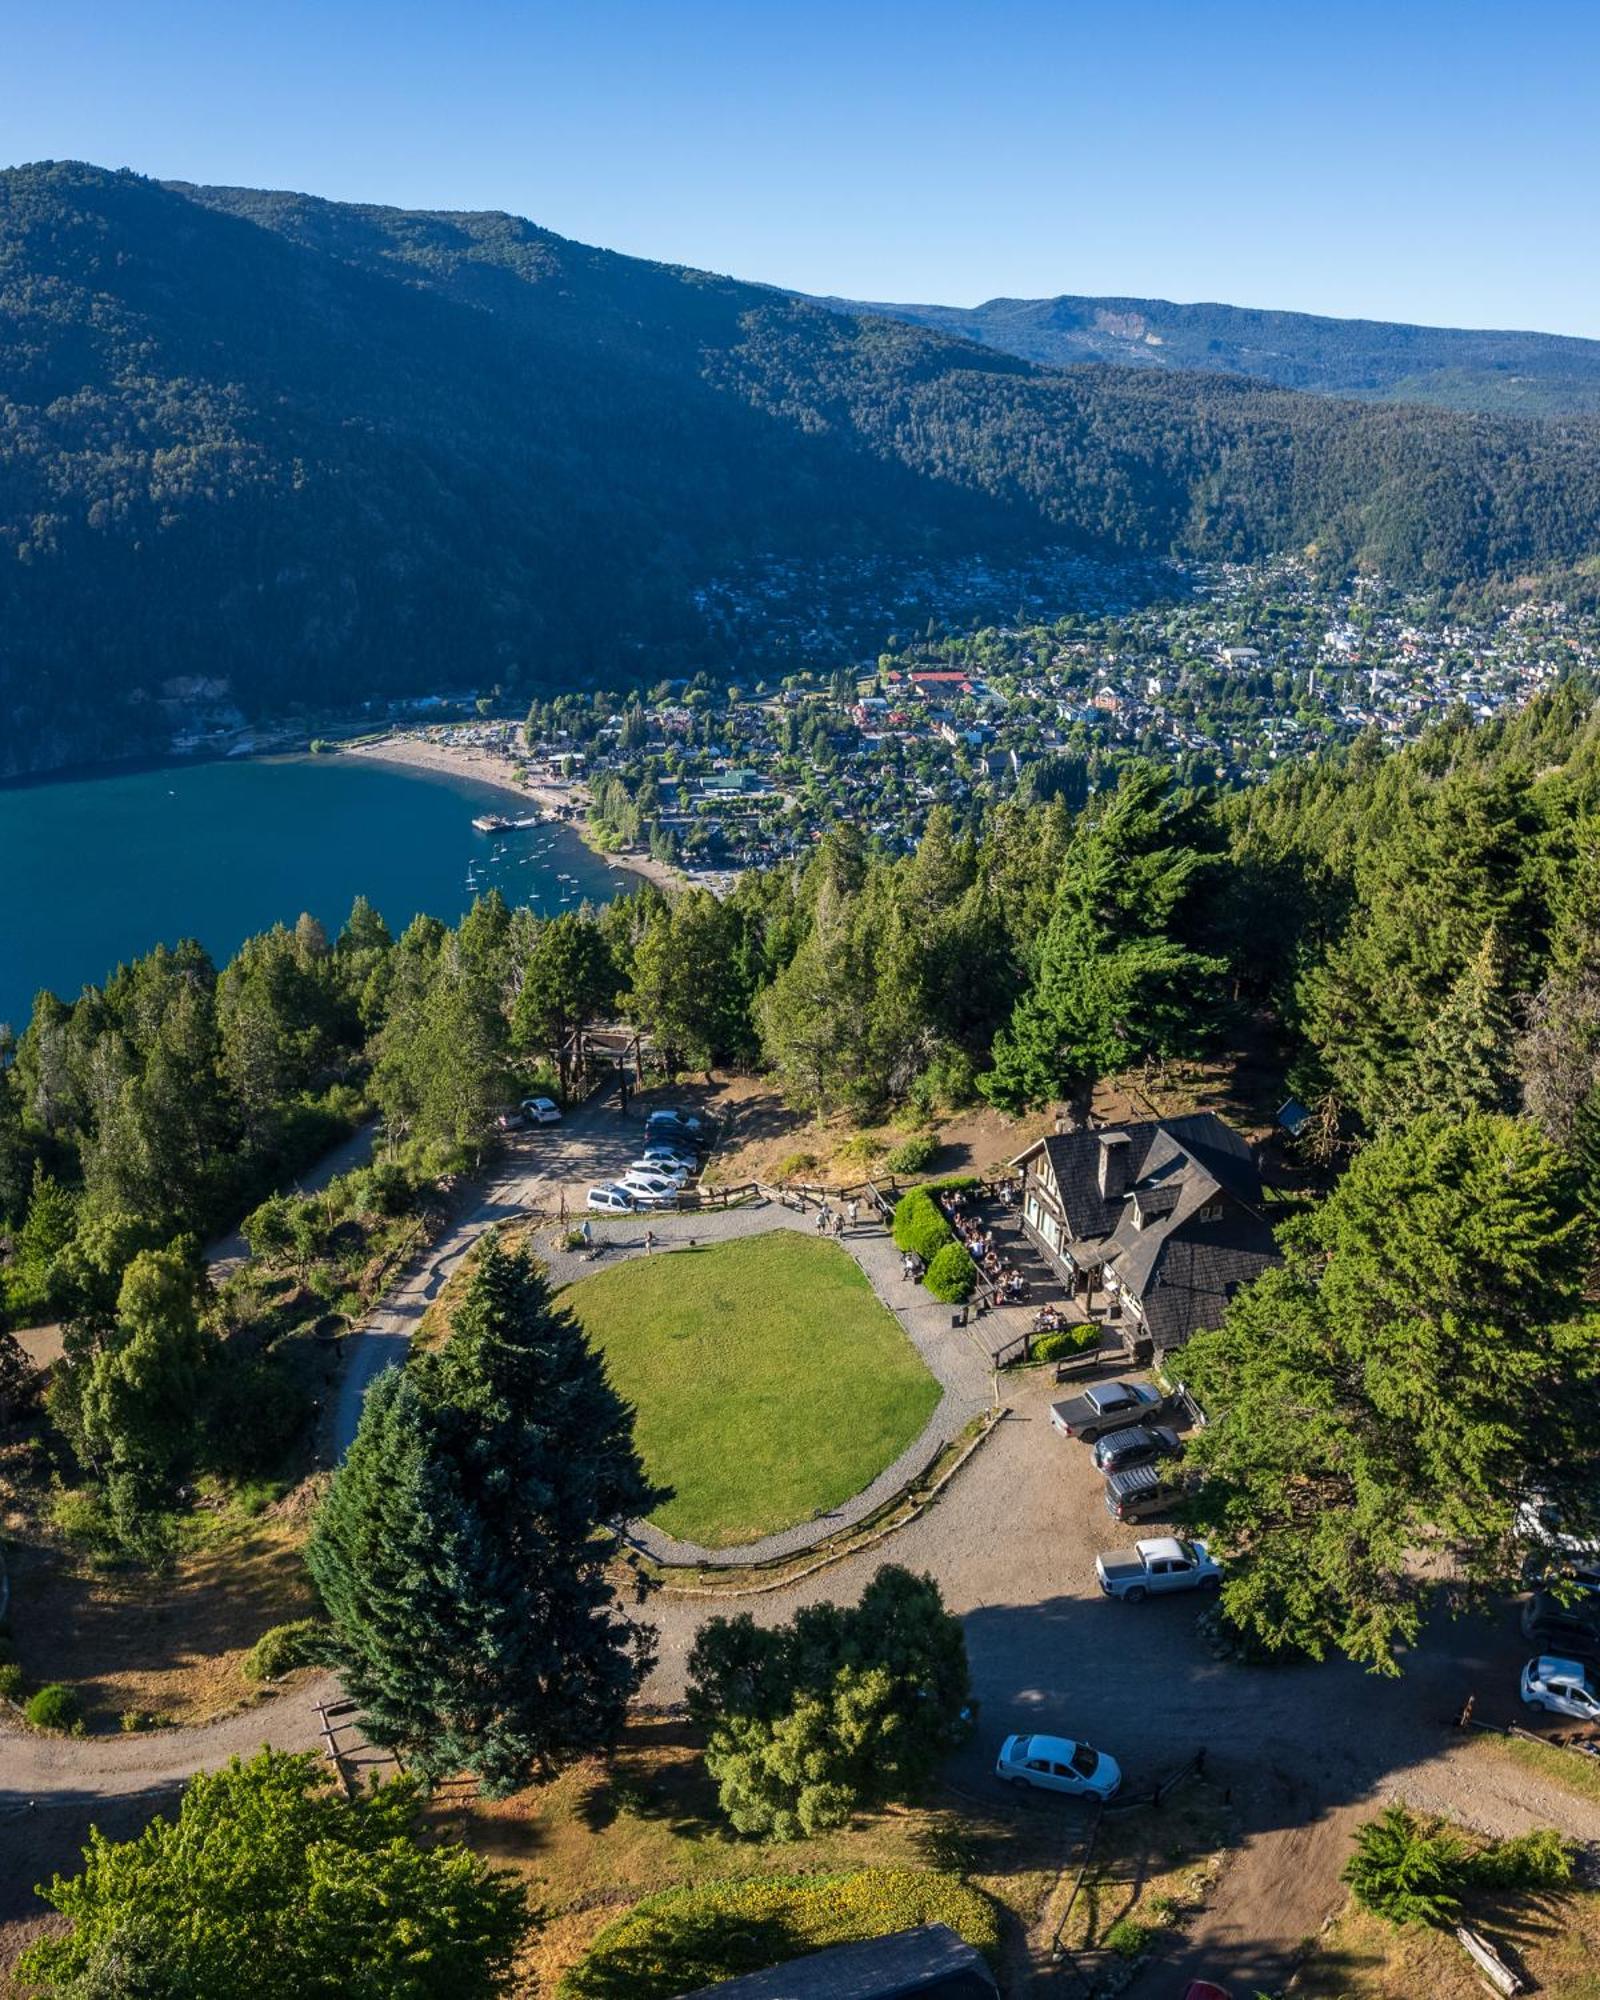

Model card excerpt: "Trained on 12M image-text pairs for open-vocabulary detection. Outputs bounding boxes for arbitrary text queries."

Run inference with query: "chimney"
[1096,1131,1132,1202]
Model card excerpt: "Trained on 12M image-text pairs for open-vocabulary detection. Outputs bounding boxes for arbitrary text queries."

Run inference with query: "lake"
[0,753,628,1031]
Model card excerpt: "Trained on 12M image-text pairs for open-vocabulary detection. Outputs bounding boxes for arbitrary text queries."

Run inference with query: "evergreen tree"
[21,1749,527,1999]
[58,1243,213,1535]
[1394,927,1516,1124]
[2,1163,78,1322]
[308,1238,664,1794]
[509,913,616,1095]
[982,765,1224,1112]
[1185,1113,1600,1670]
[688,1566,970,1838]
[627,893,738,1073]
[1296,771,1549,1131]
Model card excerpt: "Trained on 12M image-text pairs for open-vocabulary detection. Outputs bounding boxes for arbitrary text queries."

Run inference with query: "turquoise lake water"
[0,754,626,1032]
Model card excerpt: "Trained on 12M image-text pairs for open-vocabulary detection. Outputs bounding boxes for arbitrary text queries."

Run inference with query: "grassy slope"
[561,1233,941,1547]
[1298,1887,1600,1999]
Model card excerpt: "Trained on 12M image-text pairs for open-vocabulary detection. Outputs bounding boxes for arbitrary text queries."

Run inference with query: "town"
[378,555,1594,885]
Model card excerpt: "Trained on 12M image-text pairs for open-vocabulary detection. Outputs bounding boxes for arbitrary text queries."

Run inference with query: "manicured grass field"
[561,1232,942,1549]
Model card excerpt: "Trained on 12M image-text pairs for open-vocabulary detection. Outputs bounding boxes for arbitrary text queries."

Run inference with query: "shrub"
[923,1242,978,1304]
[883,1133,939,1175]
[1031,1325,1100,1363]
[25,1683,82,1733]
[909,1048,979,1116]
[242,1618,325,1683]
[0,1661,24,1702]
[362,1159,419,1219]
[1468,1826,1574,1893]
[773,1151,819,1182]
[561,1869,998,1999]
[50,1486,123,1557]
[834,1132,886,1168]
[1103,1917,1151,1958]
[891,1189,953,1262]
[1344,1805,1469,1927]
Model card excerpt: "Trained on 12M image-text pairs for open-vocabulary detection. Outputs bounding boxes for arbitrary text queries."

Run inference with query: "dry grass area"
[428,1712,1073,1997]
[1047,1785,1237,1976]
[1463,1726,1600,1809]
[1296,1885,1600,1999]
[706,1075,1035,1189]
[3,1481,317,1729]
[705,1030,1290,1196]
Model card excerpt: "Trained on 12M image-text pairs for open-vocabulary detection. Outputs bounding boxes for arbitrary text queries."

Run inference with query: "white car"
[1517,1492,1600,1560]
[586,1184,635,1214]
[996,1732,1121,1801]
[1521,1655,1600,1723]
[642,1146,698,1175]
[521,1096,562,1125]
[620,1171,680,1206]
[1097,1537,1222,1603]
[630,1158,689,1186]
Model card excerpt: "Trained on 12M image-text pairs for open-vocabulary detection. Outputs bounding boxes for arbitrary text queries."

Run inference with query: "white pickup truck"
[1096,1536,1221,1603]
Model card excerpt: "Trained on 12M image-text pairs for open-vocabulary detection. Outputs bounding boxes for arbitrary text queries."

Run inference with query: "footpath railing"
[681,1173,911,1215]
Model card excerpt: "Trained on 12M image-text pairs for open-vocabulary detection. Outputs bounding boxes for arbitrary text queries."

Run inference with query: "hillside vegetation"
[8,162,1600,771]
[836,289,1600,414]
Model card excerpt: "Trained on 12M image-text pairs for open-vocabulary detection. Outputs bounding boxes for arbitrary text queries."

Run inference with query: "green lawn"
[561,1232,942,1549]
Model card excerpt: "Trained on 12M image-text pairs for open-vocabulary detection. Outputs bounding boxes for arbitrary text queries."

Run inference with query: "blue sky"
[7,0,1599,335]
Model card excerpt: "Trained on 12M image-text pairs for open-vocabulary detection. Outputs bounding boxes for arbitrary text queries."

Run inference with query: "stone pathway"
[535,1204,997,1567]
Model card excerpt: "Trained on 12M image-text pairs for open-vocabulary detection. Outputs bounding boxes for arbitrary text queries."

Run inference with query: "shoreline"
[338,733,696,897]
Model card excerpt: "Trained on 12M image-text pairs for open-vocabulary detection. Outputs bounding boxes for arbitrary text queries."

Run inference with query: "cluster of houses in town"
[491,555,1595,885]
[196,552,1597,892]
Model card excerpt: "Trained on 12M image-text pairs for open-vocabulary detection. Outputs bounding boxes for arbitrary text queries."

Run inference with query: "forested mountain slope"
[830,290,1600,415]
[6,161,1600,773]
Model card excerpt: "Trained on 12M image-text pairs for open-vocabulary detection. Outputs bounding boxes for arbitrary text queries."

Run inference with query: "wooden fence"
[1050,1748,1210,1973]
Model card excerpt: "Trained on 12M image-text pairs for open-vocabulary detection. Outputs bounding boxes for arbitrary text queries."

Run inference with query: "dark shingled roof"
[1015,1113,1279,1350]
[681,1923,999,1999]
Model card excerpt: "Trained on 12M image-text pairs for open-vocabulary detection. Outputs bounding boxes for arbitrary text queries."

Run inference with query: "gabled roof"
[1013,1114,1279,1349]
[682,1922,998,1998]
[1014,1113,1260,1244]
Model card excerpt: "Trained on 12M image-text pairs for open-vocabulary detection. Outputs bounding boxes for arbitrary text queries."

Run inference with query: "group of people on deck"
[941,1186,1028,1302]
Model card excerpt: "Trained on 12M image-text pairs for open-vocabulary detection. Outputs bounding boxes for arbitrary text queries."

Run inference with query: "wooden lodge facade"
[1011,1113,1280,1362]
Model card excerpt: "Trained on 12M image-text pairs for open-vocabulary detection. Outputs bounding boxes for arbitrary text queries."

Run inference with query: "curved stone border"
[539,1206,997,1567]
[633,1404,1007,1598]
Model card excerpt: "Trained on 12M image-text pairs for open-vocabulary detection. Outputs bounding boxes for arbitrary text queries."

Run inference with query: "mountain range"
[5,160,1600,776]
[826,293,1600,416]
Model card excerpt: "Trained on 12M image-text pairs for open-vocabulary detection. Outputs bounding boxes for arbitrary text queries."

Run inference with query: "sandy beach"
[339,732,696,896]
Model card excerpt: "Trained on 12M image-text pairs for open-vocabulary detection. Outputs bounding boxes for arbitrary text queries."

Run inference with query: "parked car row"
[1519,1557,1600,1726]
[586,1109,710,1215]
[1049,1378,1222,1603]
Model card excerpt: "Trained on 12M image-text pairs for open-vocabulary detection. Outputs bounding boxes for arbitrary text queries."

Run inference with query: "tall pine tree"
[981,764,1224,1112]
[308,1238,665,1794]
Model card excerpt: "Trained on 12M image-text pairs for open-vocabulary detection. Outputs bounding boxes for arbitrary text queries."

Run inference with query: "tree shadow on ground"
[560,1906,796,1999]
[576,1714,724,1841]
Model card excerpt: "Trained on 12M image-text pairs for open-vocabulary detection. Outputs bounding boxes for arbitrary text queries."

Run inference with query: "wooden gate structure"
[557,1021,662,1097]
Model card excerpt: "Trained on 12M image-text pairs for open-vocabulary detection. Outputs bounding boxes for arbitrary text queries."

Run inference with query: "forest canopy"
[8,162,1600,773]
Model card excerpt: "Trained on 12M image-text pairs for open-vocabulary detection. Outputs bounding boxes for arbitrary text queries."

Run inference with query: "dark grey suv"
[1092,1424,1182,1477]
